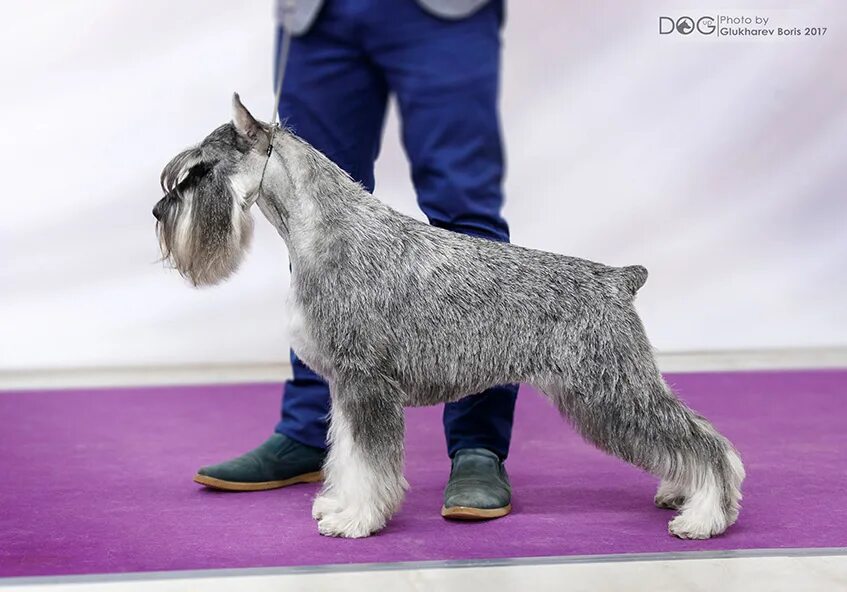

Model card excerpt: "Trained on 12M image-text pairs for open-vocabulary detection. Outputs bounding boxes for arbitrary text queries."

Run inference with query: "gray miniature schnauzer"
[154,94,745,540]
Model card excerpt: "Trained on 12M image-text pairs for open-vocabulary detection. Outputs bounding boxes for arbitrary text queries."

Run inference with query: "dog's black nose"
[152,200,164,221]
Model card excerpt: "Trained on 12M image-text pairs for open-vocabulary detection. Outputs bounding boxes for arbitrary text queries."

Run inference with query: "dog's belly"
[402,383,494,407]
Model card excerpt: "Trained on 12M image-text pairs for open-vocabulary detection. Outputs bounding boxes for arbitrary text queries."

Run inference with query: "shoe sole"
[441,504,512,520]
[193,471,323,492]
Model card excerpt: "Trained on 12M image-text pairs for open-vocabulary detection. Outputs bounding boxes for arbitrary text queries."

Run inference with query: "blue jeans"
[274,0,518,459]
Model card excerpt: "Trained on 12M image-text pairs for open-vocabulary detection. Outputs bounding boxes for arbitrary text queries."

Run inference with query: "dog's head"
[154,94,269,286]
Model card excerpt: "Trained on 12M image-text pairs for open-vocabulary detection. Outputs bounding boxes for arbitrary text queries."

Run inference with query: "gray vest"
[276,0,491,35]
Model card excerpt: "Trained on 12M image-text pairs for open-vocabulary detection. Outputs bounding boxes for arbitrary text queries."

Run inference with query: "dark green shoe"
[441,448,512,520]
[194,433,325,491]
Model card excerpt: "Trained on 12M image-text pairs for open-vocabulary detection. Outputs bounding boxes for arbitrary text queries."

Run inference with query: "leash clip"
[266,123,280,157]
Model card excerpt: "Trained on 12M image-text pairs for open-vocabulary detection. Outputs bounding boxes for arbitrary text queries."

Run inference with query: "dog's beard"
[156,182,254,287]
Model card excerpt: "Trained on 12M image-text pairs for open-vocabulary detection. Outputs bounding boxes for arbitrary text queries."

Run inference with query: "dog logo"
[659,16,716,35]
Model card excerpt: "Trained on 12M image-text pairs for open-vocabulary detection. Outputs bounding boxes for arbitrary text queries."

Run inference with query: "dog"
[154,94,745,539]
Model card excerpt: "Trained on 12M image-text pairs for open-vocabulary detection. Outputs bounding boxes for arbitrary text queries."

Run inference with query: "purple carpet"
[1,370,845,577]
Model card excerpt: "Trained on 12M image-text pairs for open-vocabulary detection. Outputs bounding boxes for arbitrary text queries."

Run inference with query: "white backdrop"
[1,1,845,371]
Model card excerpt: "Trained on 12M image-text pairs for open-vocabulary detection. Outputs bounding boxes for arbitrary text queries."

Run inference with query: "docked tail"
[619,265,648,296]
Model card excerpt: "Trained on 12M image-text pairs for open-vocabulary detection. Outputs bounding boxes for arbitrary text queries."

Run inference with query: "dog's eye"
[176,162,212,190]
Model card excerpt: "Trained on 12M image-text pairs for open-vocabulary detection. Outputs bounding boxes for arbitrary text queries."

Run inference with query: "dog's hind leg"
[314,375,408,538]
[540,313,744,539]
[547,372,744,538]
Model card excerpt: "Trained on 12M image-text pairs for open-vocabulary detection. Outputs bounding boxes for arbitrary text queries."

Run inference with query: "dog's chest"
[286,287,330,375]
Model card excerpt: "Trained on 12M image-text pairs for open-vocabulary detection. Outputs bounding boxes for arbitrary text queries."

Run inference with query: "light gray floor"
[3,347,847,390]
[5,549,847,591]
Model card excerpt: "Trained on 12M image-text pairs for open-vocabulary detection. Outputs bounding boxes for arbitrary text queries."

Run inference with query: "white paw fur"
[317,507,387,538]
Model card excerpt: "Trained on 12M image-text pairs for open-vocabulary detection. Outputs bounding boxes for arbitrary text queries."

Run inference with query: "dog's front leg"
[315,375,408,538]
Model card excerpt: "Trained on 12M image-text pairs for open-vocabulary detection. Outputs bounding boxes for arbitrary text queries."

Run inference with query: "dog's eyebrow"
[160,149,206,192]
[161,160,212,194]
[178,162,212,188]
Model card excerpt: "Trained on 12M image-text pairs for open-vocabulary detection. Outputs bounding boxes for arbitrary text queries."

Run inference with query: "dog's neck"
[255,131,366,269]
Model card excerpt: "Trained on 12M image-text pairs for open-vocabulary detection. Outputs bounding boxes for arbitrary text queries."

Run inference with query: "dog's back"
[373,209,650,306]
[314,203,652,400]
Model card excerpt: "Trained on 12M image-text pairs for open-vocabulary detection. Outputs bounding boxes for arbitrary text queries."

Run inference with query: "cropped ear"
[232,92,261,141]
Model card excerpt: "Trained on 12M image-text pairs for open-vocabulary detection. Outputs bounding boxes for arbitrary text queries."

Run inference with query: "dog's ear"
[232,92,261,141]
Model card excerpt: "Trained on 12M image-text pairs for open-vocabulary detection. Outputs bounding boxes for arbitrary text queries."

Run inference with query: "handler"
[196,0,518,520]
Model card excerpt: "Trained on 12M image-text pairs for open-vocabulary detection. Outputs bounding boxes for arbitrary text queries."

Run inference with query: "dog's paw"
[654,493,685,510]
[317,509,385,538]
[668,511,726,540]
[311,494,341,521]
[654,480,686,510]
